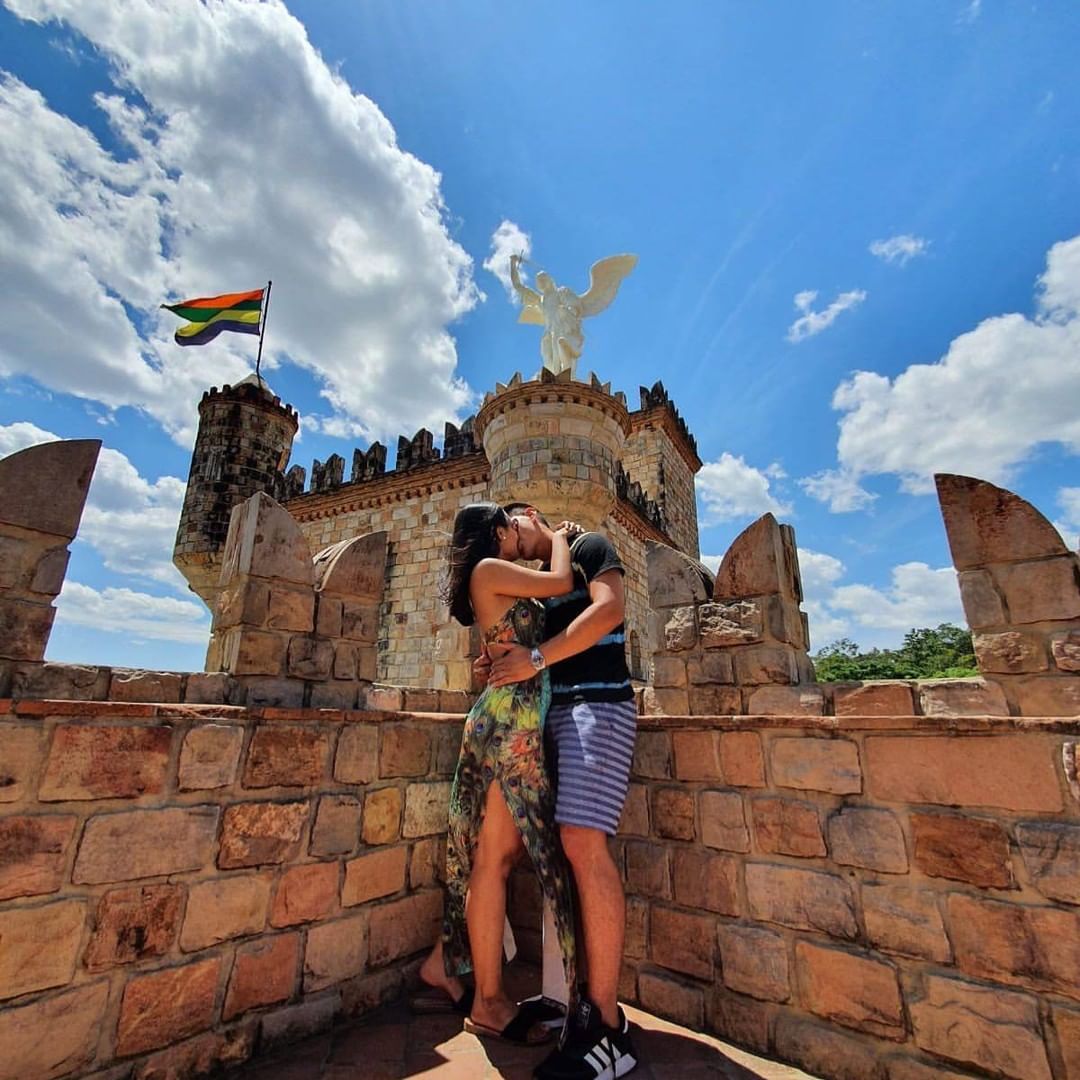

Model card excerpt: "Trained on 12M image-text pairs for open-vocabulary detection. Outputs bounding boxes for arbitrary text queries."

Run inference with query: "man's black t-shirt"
[543,532,634,706]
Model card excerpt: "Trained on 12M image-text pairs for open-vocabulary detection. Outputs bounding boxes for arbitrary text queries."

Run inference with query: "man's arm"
[487,569,624,687]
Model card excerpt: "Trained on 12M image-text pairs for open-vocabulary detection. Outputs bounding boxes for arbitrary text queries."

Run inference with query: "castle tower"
[474,371,631,530]
[173,377,299,610]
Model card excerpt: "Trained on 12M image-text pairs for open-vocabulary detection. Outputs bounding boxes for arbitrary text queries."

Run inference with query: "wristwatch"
[529,646,547,671]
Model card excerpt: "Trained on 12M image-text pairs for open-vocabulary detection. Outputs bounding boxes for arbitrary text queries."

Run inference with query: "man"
[484,502,639,1080]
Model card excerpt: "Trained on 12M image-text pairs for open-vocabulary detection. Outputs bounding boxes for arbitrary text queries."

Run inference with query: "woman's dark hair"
[442,502,511,626]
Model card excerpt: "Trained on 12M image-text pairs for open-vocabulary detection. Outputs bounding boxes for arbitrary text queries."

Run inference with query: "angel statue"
[510,252,638,378]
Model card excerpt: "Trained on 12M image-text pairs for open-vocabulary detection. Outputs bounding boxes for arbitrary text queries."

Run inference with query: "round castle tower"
[173,377,298,609]
[474,372,631,530]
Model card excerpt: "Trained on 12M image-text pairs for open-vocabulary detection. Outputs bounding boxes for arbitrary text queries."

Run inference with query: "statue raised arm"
[510,253,638,378]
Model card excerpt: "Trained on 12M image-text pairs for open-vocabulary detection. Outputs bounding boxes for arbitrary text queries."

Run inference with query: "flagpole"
[255,279,272,386]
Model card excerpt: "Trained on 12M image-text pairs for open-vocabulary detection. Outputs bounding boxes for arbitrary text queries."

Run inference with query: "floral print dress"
[442,598,577,999]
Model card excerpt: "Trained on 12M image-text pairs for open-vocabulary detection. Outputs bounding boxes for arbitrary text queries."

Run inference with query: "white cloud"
[0,420,186,588]
[826,233,1080,494]
[0,0,482,444]
[959,0,982,24]
[1054,487,1080,549]
[786,288,867,343]
[830,562,964,633]
[869,234,929,266]
[483,220,532,302]
[696,452,792,524]
[57,580,209,645]
[799,468,877,513]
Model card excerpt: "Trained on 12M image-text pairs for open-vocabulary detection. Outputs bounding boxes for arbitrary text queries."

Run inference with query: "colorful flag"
[162,288,264,347]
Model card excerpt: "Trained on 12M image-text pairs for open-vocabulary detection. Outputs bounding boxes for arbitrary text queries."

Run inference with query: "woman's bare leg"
[418,938,465,1002]
[466,782,525,1030]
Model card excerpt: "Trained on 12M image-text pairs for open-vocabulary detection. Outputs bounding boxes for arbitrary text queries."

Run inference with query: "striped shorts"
[545,699,638,835]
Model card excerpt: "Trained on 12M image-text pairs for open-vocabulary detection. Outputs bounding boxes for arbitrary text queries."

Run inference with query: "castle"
[172,368,704,692]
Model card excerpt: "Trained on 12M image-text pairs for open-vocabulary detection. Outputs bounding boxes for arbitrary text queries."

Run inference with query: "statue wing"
[578,254,638,317]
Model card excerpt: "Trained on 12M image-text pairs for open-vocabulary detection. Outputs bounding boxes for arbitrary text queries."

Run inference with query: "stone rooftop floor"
[231,964,820,1080]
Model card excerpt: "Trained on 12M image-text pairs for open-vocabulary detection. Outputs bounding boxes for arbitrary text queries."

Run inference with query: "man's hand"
[556,520,584,539]
[487,641,535,687]
[472,644,492,687]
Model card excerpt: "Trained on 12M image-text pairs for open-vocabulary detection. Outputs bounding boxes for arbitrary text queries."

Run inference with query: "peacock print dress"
[442,597,577,998]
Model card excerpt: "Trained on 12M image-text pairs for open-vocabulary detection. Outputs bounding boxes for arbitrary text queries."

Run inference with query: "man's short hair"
[502,501,550,526]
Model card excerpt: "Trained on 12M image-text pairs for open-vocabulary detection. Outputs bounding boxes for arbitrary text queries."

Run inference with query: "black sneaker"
[533,996,638,1080]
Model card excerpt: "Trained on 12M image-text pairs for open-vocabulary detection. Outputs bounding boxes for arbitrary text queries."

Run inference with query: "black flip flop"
[464,1009,553,1046]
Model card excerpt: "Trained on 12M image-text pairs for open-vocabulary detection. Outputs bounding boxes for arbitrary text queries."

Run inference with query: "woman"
[414,502,578,1046]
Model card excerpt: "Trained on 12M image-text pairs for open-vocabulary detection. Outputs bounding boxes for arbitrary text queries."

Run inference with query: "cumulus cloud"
[869,234,929,266]
[1,0,481,444]
[57,581,209,644]
[830,562,964,633]
[696,452,792,525]
[1054,487,1080,548]
[483,220,532,302]
[799,468,877,513]
[786,288,867,343]
[825,233,1080,494]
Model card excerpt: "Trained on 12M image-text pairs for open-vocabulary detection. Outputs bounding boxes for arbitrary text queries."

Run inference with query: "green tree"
[812,624,978,682]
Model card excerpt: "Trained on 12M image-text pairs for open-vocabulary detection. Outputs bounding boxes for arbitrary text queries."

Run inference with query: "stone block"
[746,863,857,939]
[911,974,1051,1080]
[641,686,689,715]
[218,801,308,868]
[719,731,766,787]
[650,656,687,688]
[310,681,359,710]
[751,796,826,857]
[343,846,408,906]
[948,893,1080,998]
[219,628,287,676]
[827,807,908,873]
[341,601,380,643]
[707,989,773,1055]
[85,884,183,970]
[403,781,451,838]
[974,630,1049,674]
[314,532,387,601]
[625,841,671,899]
[1055,1007,1080,1080]
[0,597,56,662]
[773,1015,883,1080]
[402,687,440,712]
[1013,676,1080,717]
[316,596,343,638]
[335,724,379,783]
[884,1057,984,1080]
[995,557,1080,624]
[116,956,222,1056]
[135,1024,257,1080]
[833,681,913,716]
[718,925,789,1001]
[368,888,441,966]
[669,730,721,781]
[75,806,219,884]
[183,671,233,705]
[672,847,739,915]
[733,644,798,685]
[0,899,85,999]
[0,981,108,1080]
[862,882,950,962]
[178,724,244,790]
[436,690,472,715]
[958,568,1007,629]
[1052,631,1080,672]
[332,641,356,680]
[650,905,715,979]
[285,636,331,679]
[795,940,904,1039]
[662,606,697,651]
[912,812,1014,887]
[686,651,734,684]
[747,684,824,715]
[39,724,172,801]
[267,586,315,632]
[1016,821,1080,904]
[221,491,314,586]
[770,736,861,794]
[363,786,403,845]
[918,678,1010,717]
[240,676,305,708]
[259,993,341,1051]
[647,543,712,608]
[243,725,329,788]
[632,731,671,778]
[713,514,791,600]
[687,683,741,714]
[865,735,1062,811]
[409,836,445,889]
[224,933,300,1019]
[0,813,76,900]
[700,789,750,852]
[637,971,703,1031]
[618,782,649,836]
[652,787,695,840]
[305,913,369,992]
[364,685,403,712]
[109,670,183,703]
[214,579,270,630]
[10,661,109,701]
[0,724,44,802]
[698,600,764,648]
[311,794,362,857]
[271,861,339,926]
[181,874,271,950]
[380,724,432,777]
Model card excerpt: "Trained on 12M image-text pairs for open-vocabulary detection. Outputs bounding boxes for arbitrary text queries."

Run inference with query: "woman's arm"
[471,528,573,599]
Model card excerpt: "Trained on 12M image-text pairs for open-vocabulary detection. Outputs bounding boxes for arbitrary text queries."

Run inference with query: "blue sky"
[1,0,1079,670]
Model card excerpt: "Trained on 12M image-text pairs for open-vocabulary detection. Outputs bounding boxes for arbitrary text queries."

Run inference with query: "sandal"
[408,984,475,1016]
[464,1010,553,1046]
